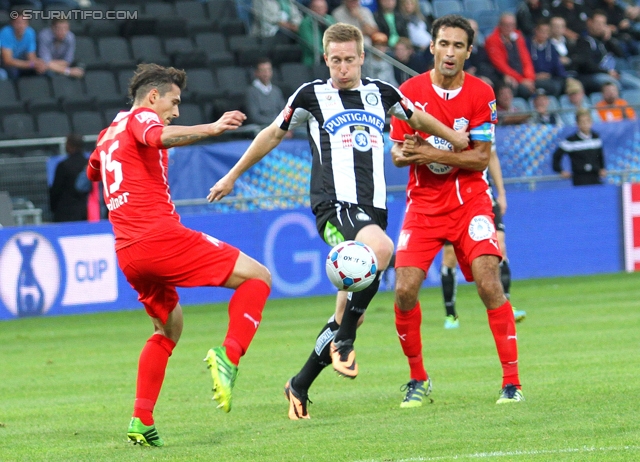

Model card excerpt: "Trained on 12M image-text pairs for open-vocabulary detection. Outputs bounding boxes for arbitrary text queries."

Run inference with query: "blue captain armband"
[470,122,493,142]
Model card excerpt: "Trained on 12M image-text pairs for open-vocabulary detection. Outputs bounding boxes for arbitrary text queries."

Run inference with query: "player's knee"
[394,280,419,310]
[370,240,394,270]
[256,263,272,288]
[475,276,503,306]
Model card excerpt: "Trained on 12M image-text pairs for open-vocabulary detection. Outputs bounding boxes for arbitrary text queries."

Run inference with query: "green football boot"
[204,346,238,413]
[127,417,164,447]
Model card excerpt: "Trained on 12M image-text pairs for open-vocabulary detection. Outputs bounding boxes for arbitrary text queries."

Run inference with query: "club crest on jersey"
[323,110,385,135]
[468,215,496,241]
[365,93,379,106]
[453,117,469,131]
[352,129,371,151]
[135,111,160,124]
[489,100,497,122]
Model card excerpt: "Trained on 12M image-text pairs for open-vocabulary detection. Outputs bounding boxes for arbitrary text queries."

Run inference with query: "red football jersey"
[389,71,497,215]
[88,108,179,250]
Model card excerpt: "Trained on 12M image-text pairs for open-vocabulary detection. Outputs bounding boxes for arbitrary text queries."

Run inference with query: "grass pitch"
[1,272,640,461]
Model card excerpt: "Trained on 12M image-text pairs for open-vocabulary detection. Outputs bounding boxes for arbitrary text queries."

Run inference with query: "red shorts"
[116,224,240,323]
[395,193,502,282]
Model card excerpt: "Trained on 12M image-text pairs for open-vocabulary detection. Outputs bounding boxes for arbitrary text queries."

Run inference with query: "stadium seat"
[51,75,95,113]
[207,0,240,21]
[176,103,205,126]
[194,33,235,66]
[216,66,250,98]
[84,70,126,107]
[279,63,313,95]
[219,20,248,38]
[143,2,176,18]
[117,69,134,99]
[97,37,136,69]
[0,80,25,114]
[154,18,189,38]
[228,36,261,53]
[512,96,531,112]
[473,9,499,36]
[589,92,603,105]
[36,111,71,138]
[432,0,463,17]
[184,68,225,102]
[270,44,303,65]
[312,62,331,81]
[70,111,105,135]
[463,0,495,14]
[3,113,37,138]
[74,36,102,70]
[175,1,215,35]
[164,37,206,67]
[131,35,171,66]
[17,76,59,113]
[622,89,640,105]
[85,21,121,38]
[495,0,519,13]
[103,107,126,125]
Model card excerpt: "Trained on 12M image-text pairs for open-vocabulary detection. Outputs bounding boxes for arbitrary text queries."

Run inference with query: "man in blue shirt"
[0,9,46,79]
[527,19,567,97]
[38,18,84,78]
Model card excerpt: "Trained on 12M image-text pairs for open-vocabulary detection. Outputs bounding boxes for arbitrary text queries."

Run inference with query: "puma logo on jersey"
[414,101,428,111]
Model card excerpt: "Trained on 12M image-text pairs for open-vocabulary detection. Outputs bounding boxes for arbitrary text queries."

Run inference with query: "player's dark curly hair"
[431,14,474,49]
[128,63,187,103]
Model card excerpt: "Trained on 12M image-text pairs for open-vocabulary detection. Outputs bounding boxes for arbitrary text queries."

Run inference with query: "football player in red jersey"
[388,14,524,407]
[87,63,272,446]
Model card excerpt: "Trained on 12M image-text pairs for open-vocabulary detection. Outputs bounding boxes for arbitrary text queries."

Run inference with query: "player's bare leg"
[394,266,432,407]
[331,225,393,378]
[128,305,183,447]
[205,252,271,412]
[471,255,523,403]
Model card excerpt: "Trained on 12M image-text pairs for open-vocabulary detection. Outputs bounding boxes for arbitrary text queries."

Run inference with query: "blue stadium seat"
[432,0,463,17]
[473,9,499,36]
[589,92,603,105]
[495,0,519,13]
[512,96,531,112]
[463,0,495,14]
[622,89,640,105]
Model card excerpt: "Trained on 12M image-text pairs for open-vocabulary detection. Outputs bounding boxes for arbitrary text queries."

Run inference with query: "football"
[325,240,378,292]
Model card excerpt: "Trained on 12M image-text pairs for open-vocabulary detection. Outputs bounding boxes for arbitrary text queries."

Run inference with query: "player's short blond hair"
[323,23,364,56]
[575,108,591,123]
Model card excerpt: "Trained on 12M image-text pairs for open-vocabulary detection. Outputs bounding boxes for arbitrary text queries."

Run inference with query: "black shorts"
[314,201,388,246]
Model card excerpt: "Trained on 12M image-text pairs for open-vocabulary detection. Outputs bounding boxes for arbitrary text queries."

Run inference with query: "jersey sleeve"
[389,81,416,143]
[87,128,107,182]
[274,82,313,130]
[469,83,497,143]
[128,108,165,147]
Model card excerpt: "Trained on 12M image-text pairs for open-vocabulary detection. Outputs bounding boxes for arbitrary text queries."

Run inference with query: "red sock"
[132,334,176,426]
[487,300,520,388]
[394,302,427,382]
[223,279,270,366]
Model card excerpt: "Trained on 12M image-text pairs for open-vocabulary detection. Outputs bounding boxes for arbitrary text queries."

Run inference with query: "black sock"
[333,272,381,343]
[500,259,511,300]
[441,265,457,317]
[292,317,339,392]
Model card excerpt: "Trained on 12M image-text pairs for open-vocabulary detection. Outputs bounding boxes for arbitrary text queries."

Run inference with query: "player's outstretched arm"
[401,134,490,171]
[407,110,469,151]
[207,122,288,202]
[161,111,247,147]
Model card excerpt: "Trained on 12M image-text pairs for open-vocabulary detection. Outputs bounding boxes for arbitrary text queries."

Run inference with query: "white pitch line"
[354,445,640,462]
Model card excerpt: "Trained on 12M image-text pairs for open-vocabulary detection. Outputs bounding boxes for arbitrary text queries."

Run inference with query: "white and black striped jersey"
[274,78,415,211]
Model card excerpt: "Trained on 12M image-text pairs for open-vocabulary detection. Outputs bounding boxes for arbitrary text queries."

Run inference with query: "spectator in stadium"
[0,9,46,79]
[552,108,607,185]
[373,0,408,48]
[496,84,531,125]
[299,0,336,67]
[485,12,537,99]
[527,19,568,97]
[551,0,589,42]
[397,0,431,52]
[252,0,303,43]
[516,0,552,39]
[362,31,398,85]
[464,19,500,88]
[49,134,88,223]
[392,36,430,84]
[529,88,561,124]
[332,0,379,45]
[570,10,640,93]
[549,15,574,68]
[37,18,84,78]
[561,77,601,125]
[86,63,271,446]
[595,80,637,120]
[597,0,640,57]
[245,57,286,126]
[208,23,469,420]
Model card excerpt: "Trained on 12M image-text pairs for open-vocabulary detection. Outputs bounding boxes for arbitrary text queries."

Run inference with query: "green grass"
[1,273,640,461]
